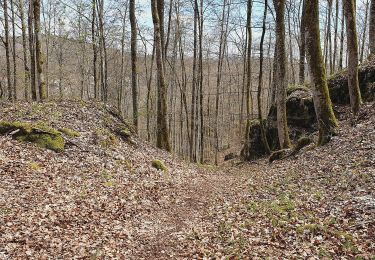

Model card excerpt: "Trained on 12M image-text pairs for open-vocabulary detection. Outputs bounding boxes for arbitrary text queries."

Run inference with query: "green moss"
[94,129,119,148]
[152,159,168,172]
[59,127,80,137]
[29,162,41,171]
[0,121,64,152]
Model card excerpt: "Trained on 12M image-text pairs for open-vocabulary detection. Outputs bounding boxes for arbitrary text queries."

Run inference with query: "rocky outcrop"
[328,58,375,104]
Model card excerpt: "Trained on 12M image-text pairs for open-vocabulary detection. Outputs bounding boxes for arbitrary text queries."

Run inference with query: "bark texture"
[344,0,362,115]
[130,0,139,132]
[151,0,171,151]
[370,0,375,55]
[273,0,291,149]
[304,0,338,145]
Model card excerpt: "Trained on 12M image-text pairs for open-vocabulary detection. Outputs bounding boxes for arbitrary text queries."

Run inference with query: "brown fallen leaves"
[0,101,374,259]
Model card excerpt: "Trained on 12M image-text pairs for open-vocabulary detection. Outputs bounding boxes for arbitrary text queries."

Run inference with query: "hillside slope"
[0,101,374,259]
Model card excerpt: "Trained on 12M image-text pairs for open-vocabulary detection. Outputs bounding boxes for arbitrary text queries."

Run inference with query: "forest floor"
[0,101,374,259]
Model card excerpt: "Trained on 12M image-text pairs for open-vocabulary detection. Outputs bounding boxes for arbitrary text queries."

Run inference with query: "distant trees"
[0,0,372,160]
[303,0,338,145]
[344,0,362,115]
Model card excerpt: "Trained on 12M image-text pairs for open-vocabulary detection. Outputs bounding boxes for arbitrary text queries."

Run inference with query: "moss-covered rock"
[268,87,316,128]
[0,121,65,152]
[240,120,279,160]
[328,58,375,104]
[151,159,168,172]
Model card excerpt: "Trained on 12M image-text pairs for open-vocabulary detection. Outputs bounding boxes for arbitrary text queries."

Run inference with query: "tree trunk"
[3,0,13,101]
[370,0,375,55]
[151,0,171,151]
[10,0,17,100]
[92,0,98,99]
[303,0,338,145]
[28,0,37,100]
[18,0,30,101]
[344,0,362,115]
[33,0,47,100]
[274,0,291,149]
[299,0,306,84]
[241,0,253,159]
[360,0,369,62]
[258,0,271,153]
[130,0,139,132]
[332,0,339,72]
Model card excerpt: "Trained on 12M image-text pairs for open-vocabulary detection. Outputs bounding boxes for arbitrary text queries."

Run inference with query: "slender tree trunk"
[360,0,369,62]
[34,0,47,100]
[369,0,375,55]
[241,0,253,159]
[274,0,291,149]
[214,0,227,165]
[10,0,17,100]
[151,0,171,151]
[28,0,37,100]
[339,2,345,69]
[198,0,204,163]
[130,0,139,132]
[258,0,271,153]
[344,0,362,115]
[3,0,13,101]
[18,0,30,101]
[304,0,338,145]
[92,0,98,99]
[332,0,339,72]
[299,0,306,84]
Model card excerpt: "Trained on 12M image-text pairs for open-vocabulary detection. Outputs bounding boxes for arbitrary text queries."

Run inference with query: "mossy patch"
[0,121,64,152]
[151,159,168,172]
[59,127,80,137]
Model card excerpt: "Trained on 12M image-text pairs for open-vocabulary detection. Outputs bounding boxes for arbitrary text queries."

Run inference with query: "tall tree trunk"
[3,0,13,101]
[370,0,375,55]
[33,0,47,100]
[198,0,204,163]
[339,2,345,69]
[332,0,339,72]
[18,0,30,101]
[241,0,253,159]
[299,0,306,84]
[151,0,171,151]
[92,0,98,99]
[344,0,362,115]
[130,0,139,132]
[274,0,291,149]
[258,0,271,153]
[360,0,370,62]
[10,0,17,100]
[28,0,37,100]
[304,0,338,145]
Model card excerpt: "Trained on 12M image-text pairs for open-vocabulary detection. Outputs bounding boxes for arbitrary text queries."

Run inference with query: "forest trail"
[1,101,374,259]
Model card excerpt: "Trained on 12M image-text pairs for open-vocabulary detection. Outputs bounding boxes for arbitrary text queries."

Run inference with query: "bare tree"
[33,0,47,100]
[3,0,13,101]
[152,0,171,151]
[344,0,362,115]
[370,0,375,55]
[274,0,291,149]
[130,0,139,132]
[303,0,338,145]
